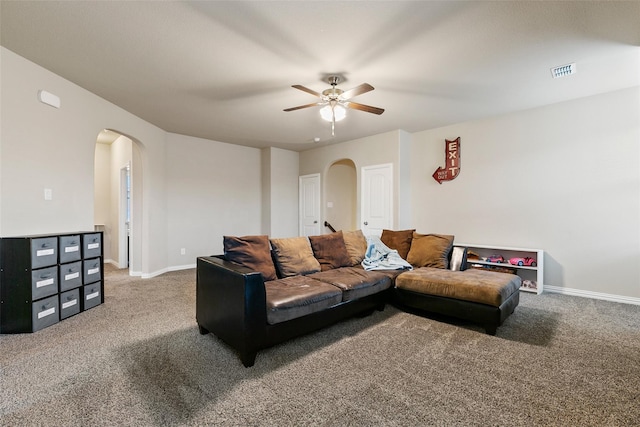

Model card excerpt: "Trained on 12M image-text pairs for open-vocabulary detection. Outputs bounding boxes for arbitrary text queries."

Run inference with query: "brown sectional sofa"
[196,230,521,367]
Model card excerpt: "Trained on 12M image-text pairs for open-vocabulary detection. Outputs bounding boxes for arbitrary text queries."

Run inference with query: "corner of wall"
[261,148,272,235]
[397,130,412,229]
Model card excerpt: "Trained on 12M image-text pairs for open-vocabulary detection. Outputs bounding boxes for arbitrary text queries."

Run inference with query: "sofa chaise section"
[393,267,521,335]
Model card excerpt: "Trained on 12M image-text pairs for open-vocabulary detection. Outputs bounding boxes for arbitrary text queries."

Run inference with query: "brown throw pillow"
[308,231,352,271]
[223,235,277,281]
[342,229,368,266]
[380,229,415,260]
[270,236,321,277]
[406,232,455,269]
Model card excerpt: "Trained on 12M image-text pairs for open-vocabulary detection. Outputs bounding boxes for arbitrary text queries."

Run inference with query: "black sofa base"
[198,295,386,367]
[391,287,520,335]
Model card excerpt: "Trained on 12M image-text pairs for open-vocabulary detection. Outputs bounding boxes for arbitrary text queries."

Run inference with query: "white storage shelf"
[458,243,544,294]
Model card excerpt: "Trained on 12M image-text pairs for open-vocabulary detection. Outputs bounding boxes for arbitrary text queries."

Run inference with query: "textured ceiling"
[2,1,639,151]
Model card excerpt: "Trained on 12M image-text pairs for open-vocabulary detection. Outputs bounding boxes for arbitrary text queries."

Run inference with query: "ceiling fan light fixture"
[320,104,346,122]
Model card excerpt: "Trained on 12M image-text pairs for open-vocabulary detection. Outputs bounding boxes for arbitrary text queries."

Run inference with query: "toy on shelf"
[509,257,537,267]
[485,255,505,263]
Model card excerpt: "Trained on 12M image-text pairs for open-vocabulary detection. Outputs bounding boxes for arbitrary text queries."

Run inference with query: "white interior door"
[361,163,393,237]
[299,173,321,236]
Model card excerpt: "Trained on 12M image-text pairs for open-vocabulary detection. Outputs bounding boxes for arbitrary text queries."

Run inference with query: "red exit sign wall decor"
[432,137,461,184]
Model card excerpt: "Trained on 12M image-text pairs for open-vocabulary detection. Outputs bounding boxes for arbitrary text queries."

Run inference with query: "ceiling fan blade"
[283,102,323,112]
[292,84,322,98]
[340,83,374,100]
[345,101,385,115]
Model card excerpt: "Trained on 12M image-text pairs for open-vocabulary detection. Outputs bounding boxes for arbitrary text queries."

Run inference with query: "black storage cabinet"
[0,231,104,333]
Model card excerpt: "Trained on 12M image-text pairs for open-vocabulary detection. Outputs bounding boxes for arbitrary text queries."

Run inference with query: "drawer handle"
[40,274,52,279]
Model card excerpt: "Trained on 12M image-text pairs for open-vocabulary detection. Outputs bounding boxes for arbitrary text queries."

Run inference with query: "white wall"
[109,135,132,268]
[397,130,412,229]
[93,142,112,261]
[261,148,272,236]
[267,147,299,238]
[165,133,263,267]
[410,87,640,300]
[1,47,168,276]
[3,46,638,302]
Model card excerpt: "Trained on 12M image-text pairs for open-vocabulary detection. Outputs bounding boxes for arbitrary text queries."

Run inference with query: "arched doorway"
[325,159,357,232]
[94,129,142,275]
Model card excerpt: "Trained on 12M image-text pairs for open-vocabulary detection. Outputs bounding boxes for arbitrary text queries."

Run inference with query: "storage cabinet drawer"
[60,288,81,319]
[30,237,58,269]
[59,261,82,291]
[83,258,102,284]
[59,235,82,263]
[32,295,59,332]
[31,266,59,300]
[82,283,102,311]
[83,233,102,258]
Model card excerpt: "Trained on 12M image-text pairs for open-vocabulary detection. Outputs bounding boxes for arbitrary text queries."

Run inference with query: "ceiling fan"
[284,75,384,137]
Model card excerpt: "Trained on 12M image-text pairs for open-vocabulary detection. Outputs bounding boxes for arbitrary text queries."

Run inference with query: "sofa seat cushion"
[350,264,404,286]
[308,267,391,302]
[395,267,521,307]
[265,276,343,325]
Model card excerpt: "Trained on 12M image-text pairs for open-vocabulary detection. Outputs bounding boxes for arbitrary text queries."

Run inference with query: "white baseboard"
[545,285,640,306]
[140,263,196,279]
[168,263,196,272]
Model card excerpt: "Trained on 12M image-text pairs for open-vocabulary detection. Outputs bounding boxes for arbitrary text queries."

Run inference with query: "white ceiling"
[2,1,639,151]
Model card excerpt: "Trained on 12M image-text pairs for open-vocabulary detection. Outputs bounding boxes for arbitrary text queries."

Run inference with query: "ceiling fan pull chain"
[331,113,336,137]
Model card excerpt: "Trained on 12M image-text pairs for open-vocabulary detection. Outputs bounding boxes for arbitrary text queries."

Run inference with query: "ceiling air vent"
[551,63,576,79]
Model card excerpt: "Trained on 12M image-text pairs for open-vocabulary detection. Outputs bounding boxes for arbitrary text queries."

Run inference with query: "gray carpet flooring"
[1,265,639,426]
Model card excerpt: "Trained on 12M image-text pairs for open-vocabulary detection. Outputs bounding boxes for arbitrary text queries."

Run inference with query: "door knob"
[364,221,368,226]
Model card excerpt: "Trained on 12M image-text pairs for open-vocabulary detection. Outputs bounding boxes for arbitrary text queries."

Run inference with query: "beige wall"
[3,46,639,301]
[0,47,168,275]
[165,133,263,267]
[326,159,357,231]
[109,135,132,268]
[93,142,111,261]
[265,147,299,238]
[410,87,640,300]
[299,130,409,231]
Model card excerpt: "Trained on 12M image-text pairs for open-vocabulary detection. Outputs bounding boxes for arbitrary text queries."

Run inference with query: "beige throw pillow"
[406,232,455,269]
[270,236,321,277]
[342,229,368,266]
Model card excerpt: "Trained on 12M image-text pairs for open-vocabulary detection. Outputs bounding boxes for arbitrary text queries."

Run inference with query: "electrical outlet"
[180,248,186,255]
[44,188,53,200]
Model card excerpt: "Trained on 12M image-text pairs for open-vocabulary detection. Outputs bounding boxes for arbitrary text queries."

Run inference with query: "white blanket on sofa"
[361,235,413,271]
